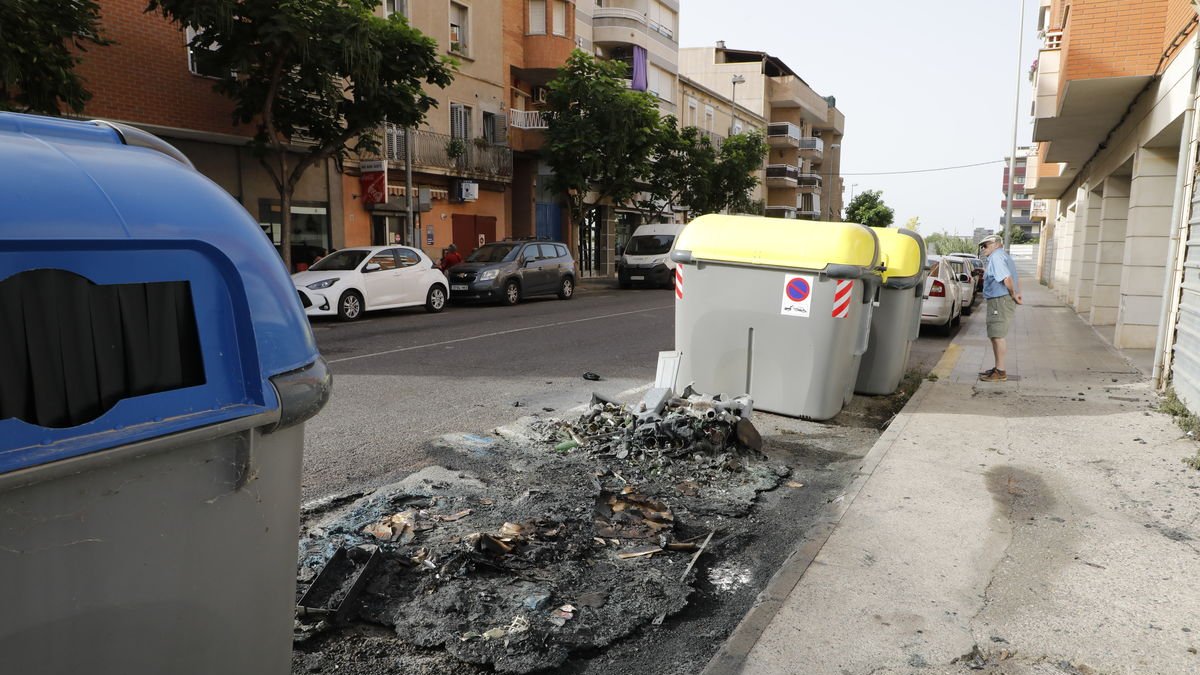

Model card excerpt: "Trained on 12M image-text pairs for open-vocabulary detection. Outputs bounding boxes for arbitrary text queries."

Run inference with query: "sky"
[680,0,1041,236]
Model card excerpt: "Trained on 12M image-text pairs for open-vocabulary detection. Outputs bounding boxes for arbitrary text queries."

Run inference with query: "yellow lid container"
[873,227,926,287]
[672,214,879,275]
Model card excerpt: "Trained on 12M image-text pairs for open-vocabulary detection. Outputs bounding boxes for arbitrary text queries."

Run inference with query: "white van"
[618,223,687,288]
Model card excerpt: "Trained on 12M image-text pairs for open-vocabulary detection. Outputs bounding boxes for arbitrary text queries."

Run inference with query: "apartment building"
[679,44,845,222]
[348,0,514,259]
[1001,146,1039,237]
[677,75,768,211]
[75,0,343,271]
[1029,0,1200,408]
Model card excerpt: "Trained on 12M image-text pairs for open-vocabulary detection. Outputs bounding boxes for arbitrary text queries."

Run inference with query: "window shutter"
[529,0,546,34]
[552,0,567,35]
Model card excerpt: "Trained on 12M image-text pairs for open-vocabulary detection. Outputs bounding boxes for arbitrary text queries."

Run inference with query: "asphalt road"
[301,283,971,502]
[302,284,675,501]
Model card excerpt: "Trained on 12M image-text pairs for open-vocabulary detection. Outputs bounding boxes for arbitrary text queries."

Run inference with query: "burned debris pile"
[294,388,787,673]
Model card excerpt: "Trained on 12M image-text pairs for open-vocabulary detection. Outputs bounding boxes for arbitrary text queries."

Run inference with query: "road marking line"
[930,343,962,380]
[327,305,674,364]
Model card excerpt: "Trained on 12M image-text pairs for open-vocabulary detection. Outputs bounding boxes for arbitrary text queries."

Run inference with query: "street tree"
[544,51,662,257]
[629,119,712,224]
[845,189,895,228]
[925,232,976,255]
[694,131,769,216]
[904,216,921,231]
[0,0,111,114]
[1003,225,1033,244]
[148,0,454,270]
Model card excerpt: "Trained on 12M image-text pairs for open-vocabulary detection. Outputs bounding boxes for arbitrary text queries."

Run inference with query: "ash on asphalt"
[291,382,918,675]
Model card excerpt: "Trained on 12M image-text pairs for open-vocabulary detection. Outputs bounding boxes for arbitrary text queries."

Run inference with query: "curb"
[700,346,960,675]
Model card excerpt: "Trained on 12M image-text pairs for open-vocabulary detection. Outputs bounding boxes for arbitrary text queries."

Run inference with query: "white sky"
[680,0,1041,236]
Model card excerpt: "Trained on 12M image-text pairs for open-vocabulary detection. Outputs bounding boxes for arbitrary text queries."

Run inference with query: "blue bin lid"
[0,112,324,473]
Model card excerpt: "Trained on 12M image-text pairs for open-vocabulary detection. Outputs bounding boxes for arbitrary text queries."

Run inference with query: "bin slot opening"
[0,269,205,429]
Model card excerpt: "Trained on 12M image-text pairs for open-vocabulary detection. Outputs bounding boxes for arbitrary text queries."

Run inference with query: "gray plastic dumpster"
[670,214,882,420]
[0,112,332,675]
[855,228,928,395]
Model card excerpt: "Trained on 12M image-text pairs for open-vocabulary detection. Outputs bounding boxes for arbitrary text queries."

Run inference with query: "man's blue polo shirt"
[984,249,1016,299]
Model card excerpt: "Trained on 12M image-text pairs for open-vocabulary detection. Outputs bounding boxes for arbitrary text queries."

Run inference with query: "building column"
[1067,187,1089,304]
[1091,175,1130,326]
[1073,186,1102,314]
[1052,200,1076,295]
[1116,147,1177,348]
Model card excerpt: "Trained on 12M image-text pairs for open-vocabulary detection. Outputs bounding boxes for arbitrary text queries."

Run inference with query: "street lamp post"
[1004,0,1027,247]
[729,74,745,136]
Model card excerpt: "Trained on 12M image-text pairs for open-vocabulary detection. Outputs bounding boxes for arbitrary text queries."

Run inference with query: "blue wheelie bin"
[0,113,332,674]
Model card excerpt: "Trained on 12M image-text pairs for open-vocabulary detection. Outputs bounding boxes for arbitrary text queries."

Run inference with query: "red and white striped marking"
[831,279,853,318]
[674,266,684,300]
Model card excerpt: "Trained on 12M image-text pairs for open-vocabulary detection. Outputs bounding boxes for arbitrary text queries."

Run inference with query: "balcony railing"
[688,127,725,149]
[766,164,799,187]
[386,124,513,180]
[797,194,821,219]
[594,7,645,23]
[764,205,797,219]
[1044,29,1062,49]
[509,109,550,130]
[797,173,823,191]
[798,137,824,156]
[766,122,801,147]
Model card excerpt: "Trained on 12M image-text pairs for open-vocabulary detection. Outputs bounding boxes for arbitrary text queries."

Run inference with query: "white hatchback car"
[293,246,449,321]
[920,255,963,336]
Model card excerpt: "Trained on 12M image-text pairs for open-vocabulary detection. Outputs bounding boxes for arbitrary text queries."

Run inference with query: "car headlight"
[306,278,339,290]
[478,269,499,281]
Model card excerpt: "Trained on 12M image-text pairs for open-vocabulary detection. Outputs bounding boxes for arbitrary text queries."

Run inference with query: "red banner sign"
[359,160,387,207]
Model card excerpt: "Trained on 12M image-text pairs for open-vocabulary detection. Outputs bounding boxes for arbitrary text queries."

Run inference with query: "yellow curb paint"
[930,343,962,380]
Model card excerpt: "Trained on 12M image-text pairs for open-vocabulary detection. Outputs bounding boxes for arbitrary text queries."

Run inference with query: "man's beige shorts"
[986,295,1016,338]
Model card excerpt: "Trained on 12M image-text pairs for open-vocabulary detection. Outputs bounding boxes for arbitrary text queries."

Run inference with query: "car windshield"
[310,250,369,271]
[625,235,674,256]
[467,244,519,263]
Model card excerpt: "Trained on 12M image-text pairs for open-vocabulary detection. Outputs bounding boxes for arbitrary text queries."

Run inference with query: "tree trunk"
[279,148,293,271]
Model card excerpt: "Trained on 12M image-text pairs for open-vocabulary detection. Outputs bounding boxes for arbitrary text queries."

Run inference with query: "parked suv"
[446,239,576,305]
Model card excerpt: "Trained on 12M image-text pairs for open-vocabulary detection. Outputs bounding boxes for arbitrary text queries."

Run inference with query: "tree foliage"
[845,189,895,228]
[1004,225,1033,245]
[148,0,454,268]
[632,120,767,222]
[543,51,662,246]
[0,0,112,114]
[925,232,976,255]
[903,216,921,231]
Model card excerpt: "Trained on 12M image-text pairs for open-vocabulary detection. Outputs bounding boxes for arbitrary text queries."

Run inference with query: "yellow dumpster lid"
[873,227,926,287]
[672,214,880,275]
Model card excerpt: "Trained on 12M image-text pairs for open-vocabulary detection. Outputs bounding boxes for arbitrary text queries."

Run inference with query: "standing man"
[978,234,1022,382]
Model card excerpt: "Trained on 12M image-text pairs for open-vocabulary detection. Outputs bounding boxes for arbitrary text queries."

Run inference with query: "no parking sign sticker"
[780,274,813,318]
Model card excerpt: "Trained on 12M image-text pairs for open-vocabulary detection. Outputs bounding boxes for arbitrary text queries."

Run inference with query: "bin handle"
[268,357,333,433]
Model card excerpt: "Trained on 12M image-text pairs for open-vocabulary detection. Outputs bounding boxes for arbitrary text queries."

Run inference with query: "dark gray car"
[446,240,576,305]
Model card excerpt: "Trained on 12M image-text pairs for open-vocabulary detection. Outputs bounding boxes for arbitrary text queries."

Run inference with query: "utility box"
[671,214,881,420]
[855,228,927,395]
[0,113,331,675]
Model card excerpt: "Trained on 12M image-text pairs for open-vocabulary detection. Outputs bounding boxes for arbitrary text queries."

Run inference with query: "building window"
[482,110,507,145]
[386,0,407,17]
[687,98,698,127]
[451,103,473,140]
[552,0,568,36]
[450,2,469,55]
[528,0,546,34]
[185,27,223,78]
[704,105,714,132]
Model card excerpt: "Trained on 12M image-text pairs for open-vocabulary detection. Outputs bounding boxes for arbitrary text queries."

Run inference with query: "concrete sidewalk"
[707,277,1200,674]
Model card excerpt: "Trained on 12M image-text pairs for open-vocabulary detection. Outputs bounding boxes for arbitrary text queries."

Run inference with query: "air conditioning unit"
[533,86,549,104]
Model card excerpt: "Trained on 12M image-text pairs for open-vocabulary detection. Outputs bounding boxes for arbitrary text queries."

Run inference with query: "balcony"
[687,127,725,150]
[509,109,550,130]
[797,173,822,193]
[797,194,821,219]
[594,7,676,50]
[764,205,797,219]
[385,125,512,182]
[798,137,824,161]
[766,122,800,148]
[767,76,829,125]
[765,164,799,188]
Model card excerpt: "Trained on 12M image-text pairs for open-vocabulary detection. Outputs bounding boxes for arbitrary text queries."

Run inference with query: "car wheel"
[558,276,575,300]
[338,290,364,322]
[962,300,973,316]
[425,285,447,313]
[619,279,631,289]
[939,312,954,336]
[503,279,521,306]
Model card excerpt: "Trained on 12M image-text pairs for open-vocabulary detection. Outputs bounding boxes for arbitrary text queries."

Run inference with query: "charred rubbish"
[293,387,788,674]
